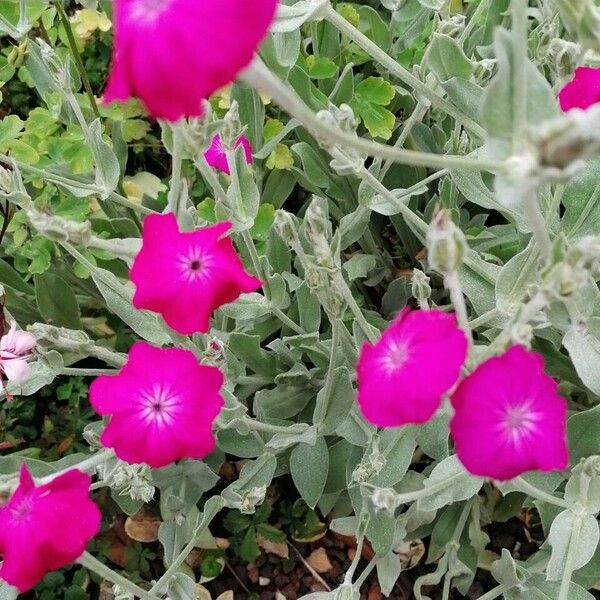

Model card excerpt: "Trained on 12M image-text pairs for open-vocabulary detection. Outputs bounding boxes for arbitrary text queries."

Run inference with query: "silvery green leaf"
[417,0,444,8]
[370,427,418,488]
[425,33,474,82]
[86,263,171,346]
[339,206,371,249]
[266,424,317,450]
[343,254,377,280]
[528,575,595,600]
[166,573,197,600]
[273,29,302,68]
[491,549,527,588]
[0,582,18,600]
[481,29,559,151]
[166,178,194,231]
[271,0,329,33]
[290,435,329,509]
[562,157,600,240]
[367,185,427,216]
[563,318,600,396]
[417,455,484,512]
[89,119,120,199]
[225,146,260,231]
[376,551,402,595]
[330,516,359,536]
[158,506,200,565]
[313,366,355,434]
[495,239,538,316]
[219,292,270,320]
[222,453,277,511]
[547,510,600,580]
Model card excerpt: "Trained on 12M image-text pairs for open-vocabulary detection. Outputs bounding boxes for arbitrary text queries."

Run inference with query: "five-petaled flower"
[103,0,278,120]
[0,465,100,592]
[131,213,261,335]
[204,134,253,175]
[0,322,36,384]
[450,345,569,481]
[558,66,600,112]
[356,308,468,427]
[90,341,224,468]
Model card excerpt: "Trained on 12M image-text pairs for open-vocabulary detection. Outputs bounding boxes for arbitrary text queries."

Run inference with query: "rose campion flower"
[103,0,278,120]
[558,66,600,111]
[0,465,100,592]
[90,341,224,468]
[356,308,468,427]
[204,134,253,175]
[0,322,36,384]
[450,345,568,481]
[131,213,262,334]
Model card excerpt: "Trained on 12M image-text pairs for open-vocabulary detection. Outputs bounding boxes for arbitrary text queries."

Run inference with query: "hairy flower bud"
[426,209,467,275]
[411,270,431,303]
[370,487,400,515]
[274,210,301,248]
[221,101,243,149]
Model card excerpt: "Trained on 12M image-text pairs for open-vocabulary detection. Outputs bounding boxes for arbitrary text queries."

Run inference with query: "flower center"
[139,384,178,427]
[10,497,33,523]
[128,0,173,24]
[500,402,539,443]
[178,247,211,283]
[381,340,409,373]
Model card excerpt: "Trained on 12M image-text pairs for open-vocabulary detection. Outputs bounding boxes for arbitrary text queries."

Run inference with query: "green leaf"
[308,57,339,79]
[417,455,483,512]
[290,435,329,509]
[34,272,82,329]
[350,77,396,140]
[425,33,474,81]
[343,253,377,280]
[547,510,600,580]
[313,366,355,434]
[0,115,23,148]
[481,29,559,149]
[563,318,600,396]
[251,203,276,241]
[562,156,600,240]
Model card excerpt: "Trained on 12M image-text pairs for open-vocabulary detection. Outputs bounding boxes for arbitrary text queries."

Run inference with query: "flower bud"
[543,262,589,300]
[435,14,466,38]
[582,456,600,478]
[26,209,92,245]
[411,270,431,303]
[240,485,268,514]
[7,41,28,68]
[221,101,243,149]
[426,209,467,275]
[274,210,301,248]
[370,487,400,516]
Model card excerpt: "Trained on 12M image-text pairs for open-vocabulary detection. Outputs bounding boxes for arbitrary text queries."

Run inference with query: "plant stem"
[458,0,493,45]
[54,1,101,120]
[522,181,552,262]
[326,6,486,139]
[477,584,512,600]
[241,58,506,173]
[78,552,161,600]
[511,476,571,509]
[445,271,472,349]
[314,320,340,425]
[354,557,377,589]
[39,449,113,484]
[60,367,118,376]
[344,511,370,584]
[333,271,378,344]
[558,514,581,600]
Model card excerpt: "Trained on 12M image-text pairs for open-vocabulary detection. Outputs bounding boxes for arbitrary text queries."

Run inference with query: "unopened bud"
[7,41,28,68]
[221,101,242,148]
[544,262,589,299]
[582,456,600,478]
[371,487,400,515]
[274,210,301,247]
[27,209,92,245]
[240,485,267,514]
[426,209,467,275]
[436,14,466,38]
[411,270,431,302]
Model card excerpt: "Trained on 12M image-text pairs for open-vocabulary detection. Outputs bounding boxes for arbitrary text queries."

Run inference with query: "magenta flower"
[356,308,468,427]
[131,214,261,335]
[558,67,600,111]
[0,323,36,384]
[204,134,253,175]
[0,465,100,592]
[90,341,224,468]
[450,345,568,481]
[103,0,278,121]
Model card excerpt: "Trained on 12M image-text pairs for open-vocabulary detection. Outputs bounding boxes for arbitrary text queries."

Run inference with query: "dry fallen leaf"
[307,547,333,573]
[395,539,425,569]
[257,533,289,558]
[124,509,161,543]
[216,592,234,600]
[196,584,212,600]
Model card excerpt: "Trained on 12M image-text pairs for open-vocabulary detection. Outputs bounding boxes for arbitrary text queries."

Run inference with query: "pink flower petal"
[2,358,32,384]
[204,134,254,175]
[131,214,262,335]
[103,0,278,121]
[90,341,224,468]
[558,66,600,111]
[0,466,99,592]
[357,308,468,427]
[450,345,569,481]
